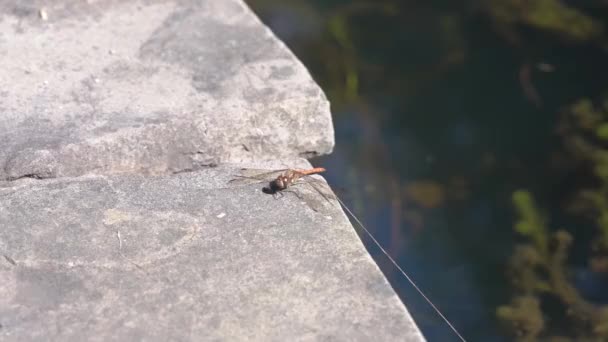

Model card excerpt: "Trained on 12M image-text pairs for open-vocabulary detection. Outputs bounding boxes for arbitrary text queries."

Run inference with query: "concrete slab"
[0,163,425,341]
[0,0,333,180]
[0,0,425,340]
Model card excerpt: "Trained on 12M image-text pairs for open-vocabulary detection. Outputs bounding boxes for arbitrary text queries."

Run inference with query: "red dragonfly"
[228,167,335,211]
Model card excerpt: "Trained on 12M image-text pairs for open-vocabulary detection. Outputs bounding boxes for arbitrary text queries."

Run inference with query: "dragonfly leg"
[282,188,304,200]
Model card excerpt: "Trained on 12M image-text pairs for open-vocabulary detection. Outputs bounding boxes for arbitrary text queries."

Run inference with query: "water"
[246,1,608,340]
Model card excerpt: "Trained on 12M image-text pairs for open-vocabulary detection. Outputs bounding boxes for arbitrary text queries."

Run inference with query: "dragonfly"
[228,166,466,339]
[229,166,467,340]
[227,167,336,212]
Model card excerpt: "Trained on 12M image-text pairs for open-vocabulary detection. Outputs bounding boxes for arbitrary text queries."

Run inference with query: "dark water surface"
[246,1,608,340]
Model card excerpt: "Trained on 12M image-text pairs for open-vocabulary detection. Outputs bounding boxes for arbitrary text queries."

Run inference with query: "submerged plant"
[498,190,608,340]
[499,95,608,340]
[482,0,604,42]
[560,98,608,256]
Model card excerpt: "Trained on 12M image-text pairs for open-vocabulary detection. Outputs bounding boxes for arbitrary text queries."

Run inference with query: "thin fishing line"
[335,195,467,342]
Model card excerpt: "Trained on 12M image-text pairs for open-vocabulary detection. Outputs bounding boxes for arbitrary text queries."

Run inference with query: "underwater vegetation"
[498,96,608,339]
[488,1,608,339]
[482,0,604,42]
[498,189,608,340]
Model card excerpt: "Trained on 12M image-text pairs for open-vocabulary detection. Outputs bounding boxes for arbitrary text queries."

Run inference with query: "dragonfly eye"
[263,180,282,194]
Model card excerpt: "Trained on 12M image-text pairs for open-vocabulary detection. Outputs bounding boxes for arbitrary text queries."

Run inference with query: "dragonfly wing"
[306,179,337,203]
[289,178,338,212]
[227,168,287,186]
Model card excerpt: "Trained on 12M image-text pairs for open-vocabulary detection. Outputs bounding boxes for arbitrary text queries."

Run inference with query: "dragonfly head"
[263,177,286,194]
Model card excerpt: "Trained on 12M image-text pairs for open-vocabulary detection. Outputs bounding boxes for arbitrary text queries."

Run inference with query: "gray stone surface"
[0,0,333,180]
[0,0,426,340]
[0,163,424,341]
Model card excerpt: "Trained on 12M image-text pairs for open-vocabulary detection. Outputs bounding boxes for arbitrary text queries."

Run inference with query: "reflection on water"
[246,0,608,340]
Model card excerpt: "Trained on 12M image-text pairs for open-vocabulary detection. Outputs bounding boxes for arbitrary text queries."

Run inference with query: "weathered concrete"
[0,163,424,341]
[0,0,425,340]
[0,0,333,180]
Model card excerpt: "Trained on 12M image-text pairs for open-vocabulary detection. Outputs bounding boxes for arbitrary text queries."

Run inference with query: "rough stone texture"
[0,0,426,340]
[0,0,334,180]
[0,163,425,341]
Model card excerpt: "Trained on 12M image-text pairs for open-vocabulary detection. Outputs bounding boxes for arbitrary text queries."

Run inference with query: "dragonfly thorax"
[275,176,291,189]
